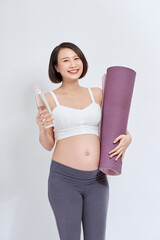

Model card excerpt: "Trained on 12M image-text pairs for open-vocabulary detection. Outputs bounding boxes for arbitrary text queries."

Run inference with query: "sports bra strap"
[49,91,60,106]
[88,87,95,103]
[50,88,94,106]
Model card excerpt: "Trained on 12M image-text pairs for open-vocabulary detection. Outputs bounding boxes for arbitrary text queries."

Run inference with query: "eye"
[64,60,68,62]
[75,58,79,60]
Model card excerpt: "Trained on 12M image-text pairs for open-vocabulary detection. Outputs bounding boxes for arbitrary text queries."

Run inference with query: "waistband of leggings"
[49,159,105,179]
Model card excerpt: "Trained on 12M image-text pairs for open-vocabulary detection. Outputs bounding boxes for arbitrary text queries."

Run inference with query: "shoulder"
[90,87,102,95]
[90,87,103,106]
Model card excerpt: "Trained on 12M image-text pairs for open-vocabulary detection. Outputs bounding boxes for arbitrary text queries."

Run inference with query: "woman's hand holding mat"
[109,130,132,163]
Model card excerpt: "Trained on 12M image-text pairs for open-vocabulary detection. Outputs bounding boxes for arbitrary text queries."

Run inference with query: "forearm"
[39,128,55,151]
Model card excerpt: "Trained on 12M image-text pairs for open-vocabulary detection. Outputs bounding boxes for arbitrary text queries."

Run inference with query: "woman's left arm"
[108,129,132,163]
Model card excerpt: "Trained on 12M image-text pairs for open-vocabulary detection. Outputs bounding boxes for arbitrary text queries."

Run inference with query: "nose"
[69,59,77,67]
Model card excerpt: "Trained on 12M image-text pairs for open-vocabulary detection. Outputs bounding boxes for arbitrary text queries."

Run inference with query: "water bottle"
[34,85,54,128]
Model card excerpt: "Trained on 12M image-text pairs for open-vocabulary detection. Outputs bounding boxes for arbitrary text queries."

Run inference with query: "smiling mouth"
[68,69,79,74]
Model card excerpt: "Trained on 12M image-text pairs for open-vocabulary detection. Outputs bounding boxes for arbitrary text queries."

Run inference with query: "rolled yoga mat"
[99,66,136,176]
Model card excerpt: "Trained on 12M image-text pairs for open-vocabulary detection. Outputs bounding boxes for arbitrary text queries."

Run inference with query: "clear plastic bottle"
[34,85,54,129]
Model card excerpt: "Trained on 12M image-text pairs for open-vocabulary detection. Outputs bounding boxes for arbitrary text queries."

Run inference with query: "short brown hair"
[48,42,88,83]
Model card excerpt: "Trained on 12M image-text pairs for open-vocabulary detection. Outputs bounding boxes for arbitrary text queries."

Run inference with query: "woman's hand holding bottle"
[36,109,54,130]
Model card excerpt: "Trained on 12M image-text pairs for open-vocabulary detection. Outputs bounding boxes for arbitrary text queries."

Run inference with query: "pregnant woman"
[36,42,132,240]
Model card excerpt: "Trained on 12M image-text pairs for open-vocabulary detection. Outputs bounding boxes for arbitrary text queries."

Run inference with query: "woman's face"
[54,48,83,81]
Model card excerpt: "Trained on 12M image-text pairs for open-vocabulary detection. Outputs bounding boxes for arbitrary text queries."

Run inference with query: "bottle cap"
[34,85,40,90]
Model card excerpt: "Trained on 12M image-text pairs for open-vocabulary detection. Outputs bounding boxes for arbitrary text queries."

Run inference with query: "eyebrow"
[60,55,78,60]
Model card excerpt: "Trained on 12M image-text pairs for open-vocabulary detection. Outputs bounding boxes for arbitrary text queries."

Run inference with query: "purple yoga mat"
[99,66,136,175]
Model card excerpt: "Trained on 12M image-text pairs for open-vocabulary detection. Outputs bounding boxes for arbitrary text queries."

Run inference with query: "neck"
[60,81,82,93]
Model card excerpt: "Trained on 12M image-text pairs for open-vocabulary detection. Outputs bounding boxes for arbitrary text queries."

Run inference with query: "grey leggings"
[48,160,109,240]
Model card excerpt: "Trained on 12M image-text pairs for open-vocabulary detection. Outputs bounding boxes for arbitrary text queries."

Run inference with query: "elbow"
[42,146,53,151]
[39,140,54,151]
[48,147,54,151]
[47,143,55,151]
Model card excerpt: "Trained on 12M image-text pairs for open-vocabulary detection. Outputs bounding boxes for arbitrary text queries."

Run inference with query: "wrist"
[127,133,132,143]
[126,129,132,141]
[39,127,47,135]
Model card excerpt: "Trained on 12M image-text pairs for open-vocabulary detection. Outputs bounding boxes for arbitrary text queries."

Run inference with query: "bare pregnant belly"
[51,134,100,171]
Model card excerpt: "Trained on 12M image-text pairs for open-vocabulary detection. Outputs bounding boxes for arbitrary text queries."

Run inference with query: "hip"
[48,159,108,186]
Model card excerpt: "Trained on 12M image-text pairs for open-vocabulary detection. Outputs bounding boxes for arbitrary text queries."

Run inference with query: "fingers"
[38,109,48,117]
[109,146,123,158]
[109,145,120,154]
[109,148,125,162]
[113,135,124,143]
[36,109,54,128]
[109,143,125,154]
[38,117,54,128]
[115,150,124,161]
[38,110,54,121]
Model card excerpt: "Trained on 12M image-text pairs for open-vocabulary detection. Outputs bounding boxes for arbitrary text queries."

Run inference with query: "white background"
[1,0,160,239]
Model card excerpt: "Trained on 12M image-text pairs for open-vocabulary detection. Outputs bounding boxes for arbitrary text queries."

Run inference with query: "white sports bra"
[49,87,102,145]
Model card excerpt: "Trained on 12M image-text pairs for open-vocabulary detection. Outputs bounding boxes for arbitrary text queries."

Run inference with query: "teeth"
[69,70,78,72]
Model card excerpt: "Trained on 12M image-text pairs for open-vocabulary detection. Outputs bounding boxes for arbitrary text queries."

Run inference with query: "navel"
[85,151,90,156]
